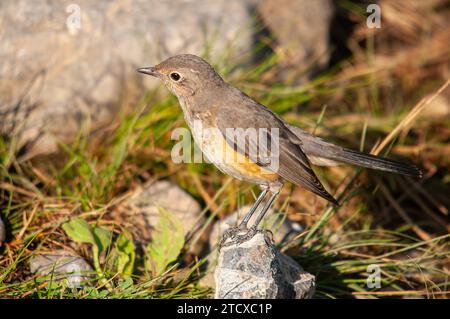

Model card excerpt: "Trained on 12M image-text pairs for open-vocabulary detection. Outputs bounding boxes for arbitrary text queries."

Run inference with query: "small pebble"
[29,250,93,288]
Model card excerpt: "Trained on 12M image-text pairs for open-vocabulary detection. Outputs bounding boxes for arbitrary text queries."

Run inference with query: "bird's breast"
[188,119,279,184]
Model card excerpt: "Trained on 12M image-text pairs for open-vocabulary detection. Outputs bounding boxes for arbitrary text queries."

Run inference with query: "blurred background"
[0,0,449,298]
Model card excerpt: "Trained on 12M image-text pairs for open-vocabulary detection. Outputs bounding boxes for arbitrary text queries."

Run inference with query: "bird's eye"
[170,72,181,81]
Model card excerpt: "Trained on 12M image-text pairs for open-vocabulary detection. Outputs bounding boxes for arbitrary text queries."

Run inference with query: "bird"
[137,54,422,247]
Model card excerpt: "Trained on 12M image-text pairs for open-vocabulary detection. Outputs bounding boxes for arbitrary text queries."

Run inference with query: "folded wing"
[216,107,338,205]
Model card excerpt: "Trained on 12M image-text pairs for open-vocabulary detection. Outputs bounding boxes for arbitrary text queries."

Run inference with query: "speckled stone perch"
[214,232,315,299]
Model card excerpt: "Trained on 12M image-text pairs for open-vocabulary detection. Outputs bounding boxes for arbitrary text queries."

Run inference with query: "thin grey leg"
[238,188,269,228]
[218,189,268,249]
[249,190,279,230]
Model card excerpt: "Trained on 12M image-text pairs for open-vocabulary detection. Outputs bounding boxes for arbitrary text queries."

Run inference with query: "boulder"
[117,180,204,253]
[258,0,334,80]
[214,232,315,299]
[200,204,303,288]
[0,0,258,159]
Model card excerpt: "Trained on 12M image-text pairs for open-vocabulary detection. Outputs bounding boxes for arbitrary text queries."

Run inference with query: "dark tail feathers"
[332,148,423,178]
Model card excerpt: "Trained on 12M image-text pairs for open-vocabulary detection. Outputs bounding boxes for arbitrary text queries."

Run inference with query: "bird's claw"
[218,225,247,249]
[219,227,271,249]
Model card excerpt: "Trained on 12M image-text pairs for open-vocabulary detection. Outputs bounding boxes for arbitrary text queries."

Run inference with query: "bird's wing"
[286,124,422,177]
[216,105,338,204]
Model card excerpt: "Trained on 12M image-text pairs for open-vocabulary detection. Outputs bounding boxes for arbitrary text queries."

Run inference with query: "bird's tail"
[326,148,423,178]
[286,124,423,178]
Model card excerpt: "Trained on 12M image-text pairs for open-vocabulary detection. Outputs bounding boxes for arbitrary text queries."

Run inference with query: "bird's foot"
[219,227,272,249]
[218,225,248,249]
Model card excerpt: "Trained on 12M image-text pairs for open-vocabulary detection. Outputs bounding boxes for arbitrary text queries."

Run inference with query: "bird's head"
[137,54,223,99]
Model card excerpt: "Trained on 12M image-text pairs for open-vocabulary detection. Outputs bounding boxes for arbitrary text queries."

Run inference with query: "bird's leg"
[220,190,279,248]
[238,188,269,229]
[250,190,279,230]
[219,189,268,248]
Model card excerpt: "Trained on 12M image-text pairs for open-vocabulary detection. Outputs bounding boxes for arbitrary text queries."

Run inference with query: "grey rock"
[118,180,204,252]
[29,250,93,288]
[200,205,303,288]
[214,233,315,299]
[258,0,334,79]
[0,216,5,244]
[0,0,257,159]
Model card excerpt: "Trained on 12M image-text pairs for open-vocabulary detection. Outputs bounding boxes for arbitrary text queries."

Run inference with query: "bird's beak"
[137,66,161,78]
